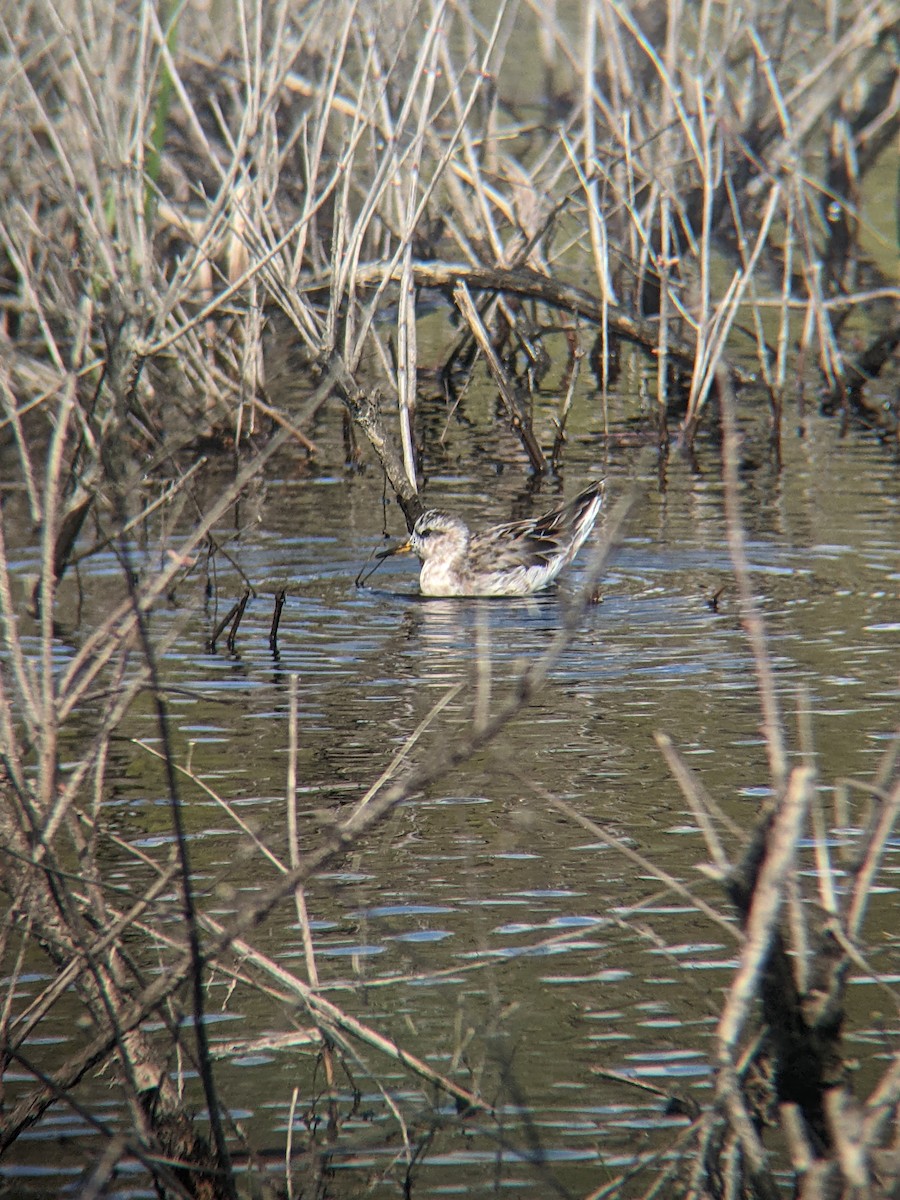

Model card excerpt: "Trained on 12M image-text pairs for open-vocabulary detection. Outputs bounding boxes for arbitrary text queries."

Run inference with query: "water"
[1,367,898,1197]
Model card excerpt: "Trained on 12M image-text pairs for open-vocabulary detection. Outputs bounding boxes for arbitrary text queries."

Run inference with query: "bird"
[376,481,604,596]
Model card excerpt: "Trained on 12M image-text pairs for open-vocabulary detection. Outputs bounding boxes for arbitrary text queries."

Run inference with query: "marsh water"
[2,330,898,1197]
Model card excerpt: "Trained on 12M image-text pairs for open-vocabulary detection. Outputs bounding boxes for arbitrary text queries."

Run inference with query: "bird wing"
[466,482,603,574]
[466,520,562,573]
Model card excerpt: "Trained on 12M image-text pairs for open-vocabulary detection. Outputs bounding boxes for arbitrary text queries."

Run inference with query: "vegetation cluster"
[0,1,898,1197]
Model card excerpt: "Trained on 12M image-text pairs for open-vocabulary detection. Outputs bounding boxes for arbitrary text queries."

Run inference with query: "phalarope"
[377,481,604,596]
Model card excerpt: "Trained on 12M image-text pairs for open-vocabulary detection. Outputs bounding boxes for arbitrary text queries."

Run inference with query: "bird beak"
[375,538,413,560]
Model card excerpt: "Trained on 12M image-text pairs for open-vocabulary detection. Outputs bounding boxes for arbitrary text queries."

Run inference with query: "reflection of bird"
[379,481,604,596]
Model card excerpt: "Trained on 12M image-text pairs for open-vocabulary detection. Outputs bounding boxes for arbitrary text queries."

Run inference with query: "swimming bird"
[377,481,604,596]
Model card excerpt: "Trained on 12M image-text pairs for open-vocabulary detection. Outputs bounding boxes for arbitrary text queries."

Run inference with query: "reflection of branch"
[453,281,547,474]
[55,427,291,721]
[718,368,787,796]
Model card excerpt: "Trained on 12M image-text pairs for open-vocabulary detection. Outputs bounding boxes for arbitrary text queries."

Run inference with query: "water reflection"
[3,401,899,1196]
